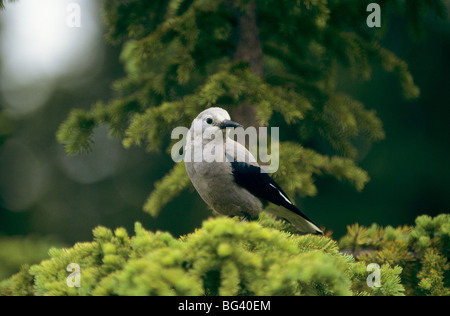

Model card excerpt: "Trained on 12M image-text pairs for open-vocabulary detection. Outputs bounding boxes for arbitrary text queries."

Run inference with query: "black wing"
[230,161,321,231]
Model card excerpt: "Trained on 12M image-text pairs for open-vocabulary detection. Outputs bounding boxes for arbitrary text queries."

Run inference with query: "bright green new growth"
[340,214,450,296]
[2,214,448,296]
[0,213,402,296]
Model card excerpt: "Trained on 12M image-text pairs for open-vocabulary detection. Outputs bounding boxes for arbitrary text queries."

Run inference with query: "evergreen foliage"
[0,214,397,296]
[339,214,450,296]
[54,0,447,218]
[1,214,447,296]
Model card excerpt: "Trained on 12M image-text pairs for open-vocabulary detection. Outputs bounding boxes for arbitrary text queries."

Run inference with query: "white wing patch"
[269,183,292,205]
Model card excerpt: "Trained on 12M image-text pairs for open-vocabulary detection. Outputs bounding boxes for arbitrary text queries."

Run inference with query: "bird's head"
[191,107,242,137]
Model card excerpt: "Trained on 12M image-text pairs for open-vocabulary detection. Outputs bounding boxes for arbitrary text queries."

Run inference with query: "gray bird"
[184,107,323,235]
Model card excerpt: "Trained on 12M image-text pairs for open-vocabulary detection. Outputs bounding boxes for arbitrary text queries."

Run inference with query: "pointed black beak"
[219,120,243,129]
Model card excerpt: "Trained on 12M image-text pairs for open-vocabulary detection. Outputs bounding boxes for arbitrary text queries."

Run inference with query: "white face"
[192,108,232,134]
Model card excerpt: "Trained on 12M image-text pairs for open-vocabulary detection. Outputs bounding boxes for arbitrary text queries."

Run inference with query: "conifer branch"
[9,213,444,296]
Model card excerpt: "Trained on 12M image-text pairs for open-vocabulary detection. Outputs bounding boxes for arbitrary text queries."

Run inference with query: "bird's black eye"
[206,118,213,124]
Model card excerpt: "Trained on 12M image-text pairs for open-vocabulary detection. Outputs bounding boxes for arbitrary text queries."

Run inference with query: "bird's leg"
[240,215,250,223]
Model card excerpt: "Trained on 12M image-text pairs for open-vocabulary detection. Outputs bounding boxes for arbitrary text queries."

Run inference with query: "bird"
[184,107,323,235]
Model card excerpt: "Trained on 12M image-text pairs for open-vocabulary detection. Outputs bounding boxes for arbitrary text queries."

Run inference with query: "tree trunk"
[226,0,263,127]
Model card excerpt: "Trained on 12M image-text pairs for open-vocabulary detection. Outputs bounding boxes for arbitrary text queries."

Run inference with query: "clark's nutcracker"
[184,107,323,235]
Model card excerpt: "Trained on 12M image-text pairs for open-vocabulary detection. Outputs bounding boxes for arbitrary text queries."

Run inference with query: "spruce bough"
[1,214,448,296]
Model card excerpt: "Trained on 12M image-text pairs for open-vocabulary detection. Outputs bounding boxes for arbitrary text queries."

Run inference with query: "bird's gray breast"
[185,161,263,217]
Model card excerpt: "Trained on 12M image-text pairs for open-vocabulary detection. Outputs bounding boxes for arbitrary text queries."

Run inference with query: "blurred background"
[0,0,449,279]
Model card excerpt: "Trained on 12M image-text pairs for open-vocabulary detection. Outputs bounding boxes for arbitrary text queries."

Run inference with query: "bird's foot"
[240,215,250,223]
